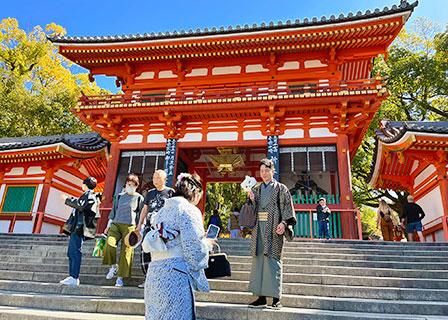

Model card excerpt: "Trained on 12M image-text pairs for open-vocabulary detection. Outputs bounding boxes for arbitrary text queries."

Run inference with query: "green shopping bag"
[92,238,106,257]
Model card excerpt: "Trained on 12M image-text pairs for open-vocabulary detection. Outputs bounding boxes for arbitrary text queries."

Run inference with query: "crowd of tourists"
[56,158,427,319]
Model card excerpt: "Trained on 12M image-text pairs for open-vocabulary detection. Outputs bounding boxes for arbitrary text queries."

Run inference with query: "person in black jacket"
[59,177,100,286]
[316,198,331,240]
[401,195,426,242]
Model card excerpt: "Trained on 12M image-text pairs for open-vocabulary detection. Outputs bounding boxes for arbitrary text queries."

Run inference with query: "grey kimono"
[248,179,296,299]
[144,196,211,320]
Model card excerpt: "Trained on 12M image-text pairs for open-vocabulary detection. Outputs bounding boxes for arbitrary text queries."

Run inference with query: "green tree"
[204,182,247,233]
[352,18,448,234]
[0,18,109,138]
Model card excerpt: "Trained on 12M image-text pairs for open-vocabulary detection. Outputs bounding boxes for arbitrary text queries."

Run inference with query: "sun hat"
[124,230,142,248]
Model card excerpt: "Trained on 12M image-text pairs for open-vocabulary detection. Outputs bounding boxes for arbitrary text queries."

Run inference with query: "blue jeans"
[68,232,84,279]
[318,220,330,239]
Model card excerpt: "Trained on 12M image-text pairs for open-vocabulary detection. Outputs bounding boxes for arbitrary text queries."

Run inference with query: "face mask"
[126,185,136,194]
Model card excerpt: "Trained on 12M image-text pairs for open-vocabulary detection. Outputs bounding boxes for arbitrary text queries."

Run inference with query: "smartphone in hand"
[206,224,220,239]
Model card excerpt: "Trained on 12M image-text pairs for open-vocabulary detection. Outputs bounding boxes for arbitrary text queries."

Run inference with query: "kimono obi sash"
[151,245,183,262]
[258,212,268,221]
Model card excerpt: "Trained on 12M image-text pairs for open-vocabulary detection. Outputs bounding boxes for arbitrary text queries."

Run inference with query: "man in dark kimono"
[247,158,296,309]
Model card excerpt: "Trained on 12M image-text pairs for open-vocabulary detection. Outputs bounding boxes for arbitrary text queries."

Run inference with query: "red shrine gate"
[50,1,417,239]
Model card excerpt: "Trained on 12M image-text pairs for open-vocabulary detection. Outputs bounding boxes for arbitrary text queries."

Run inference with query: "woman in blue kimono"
[142,173,213,320]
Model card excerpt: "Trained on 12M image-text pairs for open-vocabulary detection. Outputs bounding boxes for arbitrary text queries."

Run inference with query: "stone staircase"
[0,234,447,319]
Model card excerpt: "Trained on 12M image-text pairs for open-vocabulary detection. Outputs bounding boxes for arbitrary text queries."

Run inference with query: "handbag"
[62,214,76,236]
[205,244,231,279]
[92,237,106,257]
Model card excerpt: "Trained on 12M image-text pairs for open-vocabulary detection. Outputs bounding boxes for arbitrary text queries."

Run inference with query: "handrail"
[292,208,362,240]
[78,78,385,107]
[421,215,448,242]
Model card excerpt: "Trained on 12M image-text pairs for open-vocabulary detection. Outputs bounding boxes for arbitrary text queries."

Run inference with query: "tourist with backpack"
[376,200,398,241]
[207,209,223,235]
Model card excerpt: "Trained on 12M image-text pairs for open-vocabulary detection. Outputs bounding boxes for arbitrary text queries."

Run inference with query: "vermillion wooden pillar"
[267,135,280,181]
[33,167,54,233]
[164,139,178,188]
[436,164,448,216]
[337,134,356,239]
[98,142,120,232]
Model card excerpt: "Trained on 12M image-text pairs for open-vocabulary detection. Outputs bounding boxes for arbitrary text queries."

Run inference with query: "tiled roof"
[375,120,448,143]
[49,1,417,44]
[0,133,109,152]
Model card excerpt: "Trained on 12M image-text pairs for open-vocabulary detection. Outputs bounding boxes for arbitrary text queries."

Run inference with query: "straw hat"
[124,230,142,248]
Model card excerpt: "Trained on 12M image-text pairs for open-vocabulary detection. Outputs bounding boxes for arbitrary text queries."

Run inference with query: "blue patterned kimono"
[144,196,211,320]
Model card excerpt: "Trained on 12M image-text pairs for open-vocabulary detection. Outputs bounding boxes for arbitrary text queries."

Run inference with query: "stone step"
[6,241,448,257]
[0,300,441,320]
[2,262,448,290]
[196,290,448,316]
[1,288,448,317]
[3,234,448,249]
[3,248,448,268]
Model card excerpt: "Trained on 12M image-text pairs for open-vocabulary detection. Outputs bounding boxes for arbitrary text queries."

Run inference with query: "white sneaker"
[59,276,71,284]
[60,276,79,286]
[106,265,118,280]
[138,282,145,289]
[115,277,124,287]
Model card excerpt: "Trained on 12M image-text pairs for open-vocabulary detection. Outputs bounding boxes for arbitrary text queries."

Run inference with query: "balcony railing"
[78,78,385,108]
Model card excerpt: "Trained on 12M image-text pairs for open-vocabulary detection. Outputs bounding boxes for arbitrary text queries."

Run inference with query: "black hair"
[233,207,239,212]
[125,174,140,187]
[213,209,219,215]
[173,173,203,202]
[83,177,97,190]
[259,158,274,169]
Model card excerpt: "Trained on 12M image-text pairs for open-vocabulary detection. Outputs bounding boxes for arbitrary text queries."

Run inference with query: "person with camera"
[142,173,213,319]
[59,177,100,286]
[316,197,331,240]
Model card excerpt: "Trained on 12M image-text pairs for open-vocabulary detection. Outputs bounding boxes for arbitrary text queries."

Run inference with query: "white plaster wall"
[79,165,89,177]
[32,184,43,212]
[13,221,33,233]
[309,128,337,138]
[246,64,268,73]
[4,167,24,175]
[179,133,202,142]
[147,134,166,143]
[280,129,304,139]
[212,66,241,75]
[278,61,300,70]
[0,184,6,208]
[305,60,327,68]
[120,135,143,144]
[243,131,265,140]
[44,187,74,220]
[186,68,208,77]
[40,222,61,234]
[418,186,444,225]
[207,132,238,141]
[135,71,155,80]
[0,221,10,232]
[414,165,436,188]
[158,70,176,78]
[54,170,83,189]
[27,166,45,175]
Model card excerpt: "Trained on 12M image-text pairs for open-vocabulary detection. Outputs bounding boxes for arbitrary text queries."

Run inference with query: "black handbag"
[62,214,77,236]
[205,244,231,279]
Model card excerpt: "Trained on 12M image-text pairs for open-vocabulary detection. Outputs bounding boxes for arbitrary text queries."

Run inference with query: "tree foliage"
[0,18,108,138]
[204,182,247,233]
[352,18,448,230]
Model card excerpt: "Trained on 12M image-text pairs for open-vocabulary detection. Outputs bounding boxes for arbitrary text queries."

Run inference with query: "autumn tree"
[0,18,109,138]
[352,18,448,230]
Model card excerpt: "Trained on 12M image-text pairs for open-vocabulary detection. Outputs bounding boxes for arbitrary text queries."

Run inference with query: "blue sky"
[2,0,446,92]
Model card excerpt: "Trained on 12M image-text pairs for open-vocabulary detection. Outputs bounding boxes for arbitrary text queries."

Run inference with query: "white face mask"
[126,185,136,194]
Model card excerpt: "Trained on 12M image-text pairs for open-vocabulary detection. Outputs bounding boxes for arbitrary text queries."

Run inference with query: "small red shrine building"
[369,120,448,242]
[0,133,108,234]
[47,1,417,239]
